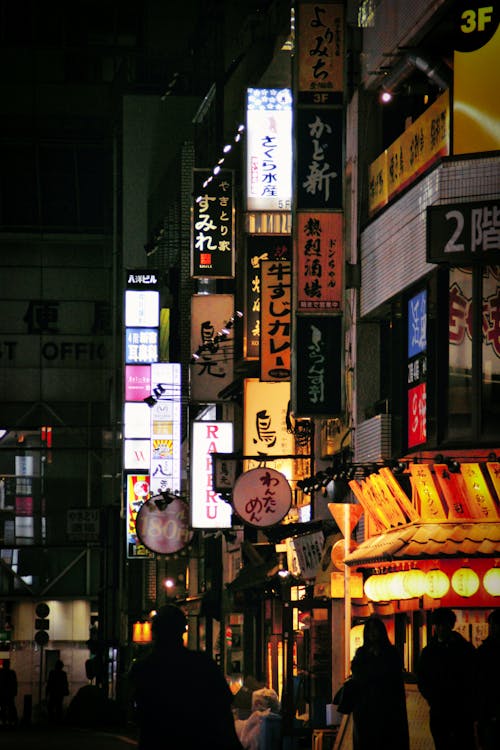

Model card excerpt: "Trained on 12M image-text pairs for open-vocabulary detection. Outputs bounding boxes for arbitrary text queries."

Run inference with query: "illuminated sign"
[136,495,193,555]
[123,440,150,470]
[246,88,293,212]
[191,421,233,529]
[407,289,427,449]
[123,402,151,439]
[125,472,152,558]
[243,379,294,478]
[125,290,160,328]
[260,260,291,381]
[296,108,343,210]
[125,365,151,401]
[297,212,343,311]
[232,467,291,527]
[125,329,158,364]
[297,2,344,105]
[149,363,181,495]
[190,294,234,401]
[191,170,235,278]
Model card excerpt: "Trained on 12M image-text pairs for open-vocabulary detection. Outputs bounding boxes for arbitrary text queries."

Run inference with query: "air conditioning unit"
[354,414,392,463]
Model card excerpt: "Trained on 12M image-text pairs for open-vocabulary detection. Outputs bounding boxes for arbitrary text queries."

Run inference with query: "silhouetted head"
[432,608,456,641]
[152,604,187,645]
[55,659,64,670]
[363,616,391,647]
[488,608,500,635]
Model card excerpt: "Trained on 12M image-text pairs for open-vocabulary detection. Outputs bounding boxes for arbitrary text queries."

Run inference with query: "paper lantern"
[385,571,412,600]
[364,574,389,602]
[132,621,152,644]
[425,569,450,599]
[483,567,500,596]
[451,567,480,598]
[402,568,427,598]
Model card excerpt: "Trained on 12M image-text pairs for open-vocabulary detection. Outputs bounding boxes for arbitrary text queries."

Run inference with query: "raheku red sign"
[191,421,233,529]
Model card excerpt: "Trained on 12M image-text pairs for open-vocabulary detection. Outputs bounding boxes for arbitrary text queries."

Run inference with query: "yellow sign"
[368,91,450,215]
[460,463,500,520]
[243,379,294,478]
[409,463,447,521]
[379,467,420,523]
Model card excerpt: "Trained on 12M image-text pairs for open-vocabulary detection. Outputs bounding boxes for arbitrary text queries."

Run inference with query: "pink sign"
[125,365,151,401]
[232,467,291,527]
[135,495,194,555]
[408,383,426,448]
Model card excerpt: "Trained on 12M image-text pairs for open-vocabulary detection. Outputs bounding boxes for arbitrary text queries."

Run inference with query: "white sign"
[191,421,233,529]
[149,363,181,495]
[125,290,159,327]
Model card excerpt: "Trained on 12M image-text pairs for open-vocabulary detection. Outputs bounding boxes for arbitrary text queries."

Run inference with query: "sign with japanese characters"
[295,315,342,416]
[427,199,500,264]
[243,379,294,477]
[125,365,152,401]
[260,260,291,381]
[125,329,159,364]
[297,1,344,105]
[191,421,233,529]
[368,91,450,216]
[297,212,343,310]
[245,236,291,359]
[246,88,293,212]
[191,169,234,278]
[149,363,181,495]
[297,107,343,210]
[232,467,291,527]
[190,294,235,401]
[407,289,427,449]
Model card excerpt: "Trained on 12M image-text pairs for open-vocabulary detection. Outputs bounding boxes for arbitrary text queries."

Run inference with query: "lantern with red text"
[425,569,450,599]
[451,567,480,598]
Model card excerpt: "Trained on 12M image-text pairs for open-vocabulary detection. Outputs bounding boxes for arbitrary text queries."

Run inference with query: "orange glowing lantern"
[385,571,412,600]
[451,567,480,598]
[425,569,450,599]
[483,567,500,596]
[132,621,152,644]
[402,568,427,598]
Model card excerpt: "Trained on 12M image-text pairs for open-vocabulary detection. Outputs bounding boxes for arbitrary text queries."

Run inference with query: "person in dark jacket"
[0,660,18,727]
[46,659,69,722]
[476,608,500,750]
[350,616,409,750]
[417,608,477,750]
[128,604,243,750]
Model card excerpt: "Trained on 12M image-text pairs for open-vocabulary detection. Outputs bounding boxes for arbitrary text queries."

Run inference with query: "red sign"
[135,496,193,555]
[232,468,291,527]
[408,382,426,448]
[296,212,343,311]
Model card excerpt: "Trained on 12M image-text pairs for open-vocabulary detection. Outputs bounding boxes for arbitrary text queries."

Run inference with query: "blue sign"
[408,290,427,359]
[125,328,159,364]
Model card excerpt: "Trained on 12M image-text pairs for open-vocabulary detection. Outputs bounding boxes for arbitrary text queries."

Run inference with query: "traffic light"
[34,602,50,646]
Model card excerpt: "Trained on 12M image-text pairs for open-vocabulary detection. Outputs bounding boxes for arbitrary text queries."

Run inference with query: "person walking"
[417,608,477,750]
[0,660,18,727]
[128,604,243,750]
[349,616,409,750]
[476,609,500,750]
[46,659,69,723]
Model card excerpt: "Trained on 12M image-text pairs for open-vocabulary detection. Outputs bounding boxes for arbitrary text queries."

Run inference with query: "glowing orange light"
[451,567,480,598]
[483,568,500,596]
[425,569,450,599]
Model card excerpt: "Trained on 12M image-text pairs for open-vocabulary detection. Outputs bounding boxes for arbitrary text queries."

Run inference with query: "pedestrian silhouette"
[46,659,69,723]
[0,660,18,727]
[417,608,477,750]
[476,608,500,750]
[128,604,243,750]
[349,616,409,750]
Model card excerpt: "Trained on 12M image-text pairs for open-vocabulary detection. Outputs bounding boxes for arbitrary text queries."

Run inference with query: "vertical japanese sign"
[296,107,343,210]
[243,379,294,479]
[297,212,343,310]
[191,169,234,278]
[246,88,293,211]
[245,236,291,359]
[190,294,235,401]
[295,315,342,416]
[149,363,181,495]
[407,289,427,448]
[260,260,291,381]
[191,421,233,529]
[297,1,344,105]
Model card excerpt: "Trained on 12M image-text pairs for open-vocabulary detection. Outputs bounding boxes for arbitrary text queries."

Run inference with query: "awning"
[344,521,500,567]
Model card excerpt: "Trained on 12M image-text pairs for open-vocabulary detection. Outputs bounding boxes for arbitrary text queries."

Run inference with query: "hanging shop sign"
[191,169,235,279]
[297,1,344,105]
[260,260,291,381]
[149,363,182,495]
[243,379,294,477]
[296,107,343,210]
[232,467,292,527]
[296,211,343,311]
[246,87,293,212]
[191,421,233,529]
[125,472,153,559]
[245,236,291,360]
[294,314,342,416]
[190,294,235,401]
[135,495,193,556]
[407,289,427,449]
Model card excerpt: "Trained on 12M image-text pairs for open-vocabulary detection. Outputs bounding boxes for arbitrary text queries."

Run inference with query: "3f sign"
[461,6,493,32]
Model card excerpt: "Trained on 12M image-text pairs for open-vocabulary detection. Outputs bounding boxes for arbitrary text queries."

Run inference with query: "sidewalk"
[0,721,139,750]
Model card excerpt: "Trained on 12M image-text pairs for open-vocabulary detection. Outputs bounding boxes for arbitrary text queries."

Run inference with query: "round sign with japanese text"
[232,467,292,527]
[135,496,194,555]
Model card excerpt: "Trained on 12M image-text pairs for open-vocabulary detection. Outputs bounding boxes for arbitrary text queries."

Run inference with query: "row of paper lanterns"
[364,566,500,602]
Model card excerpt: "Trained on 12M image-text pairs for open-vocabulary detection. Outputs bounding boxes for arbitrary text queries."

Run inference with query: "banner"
[294,315,342,416]
[296,211,343,311]
[297,1,344,105]
[260,260,291,381]
[191,169,234,278]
